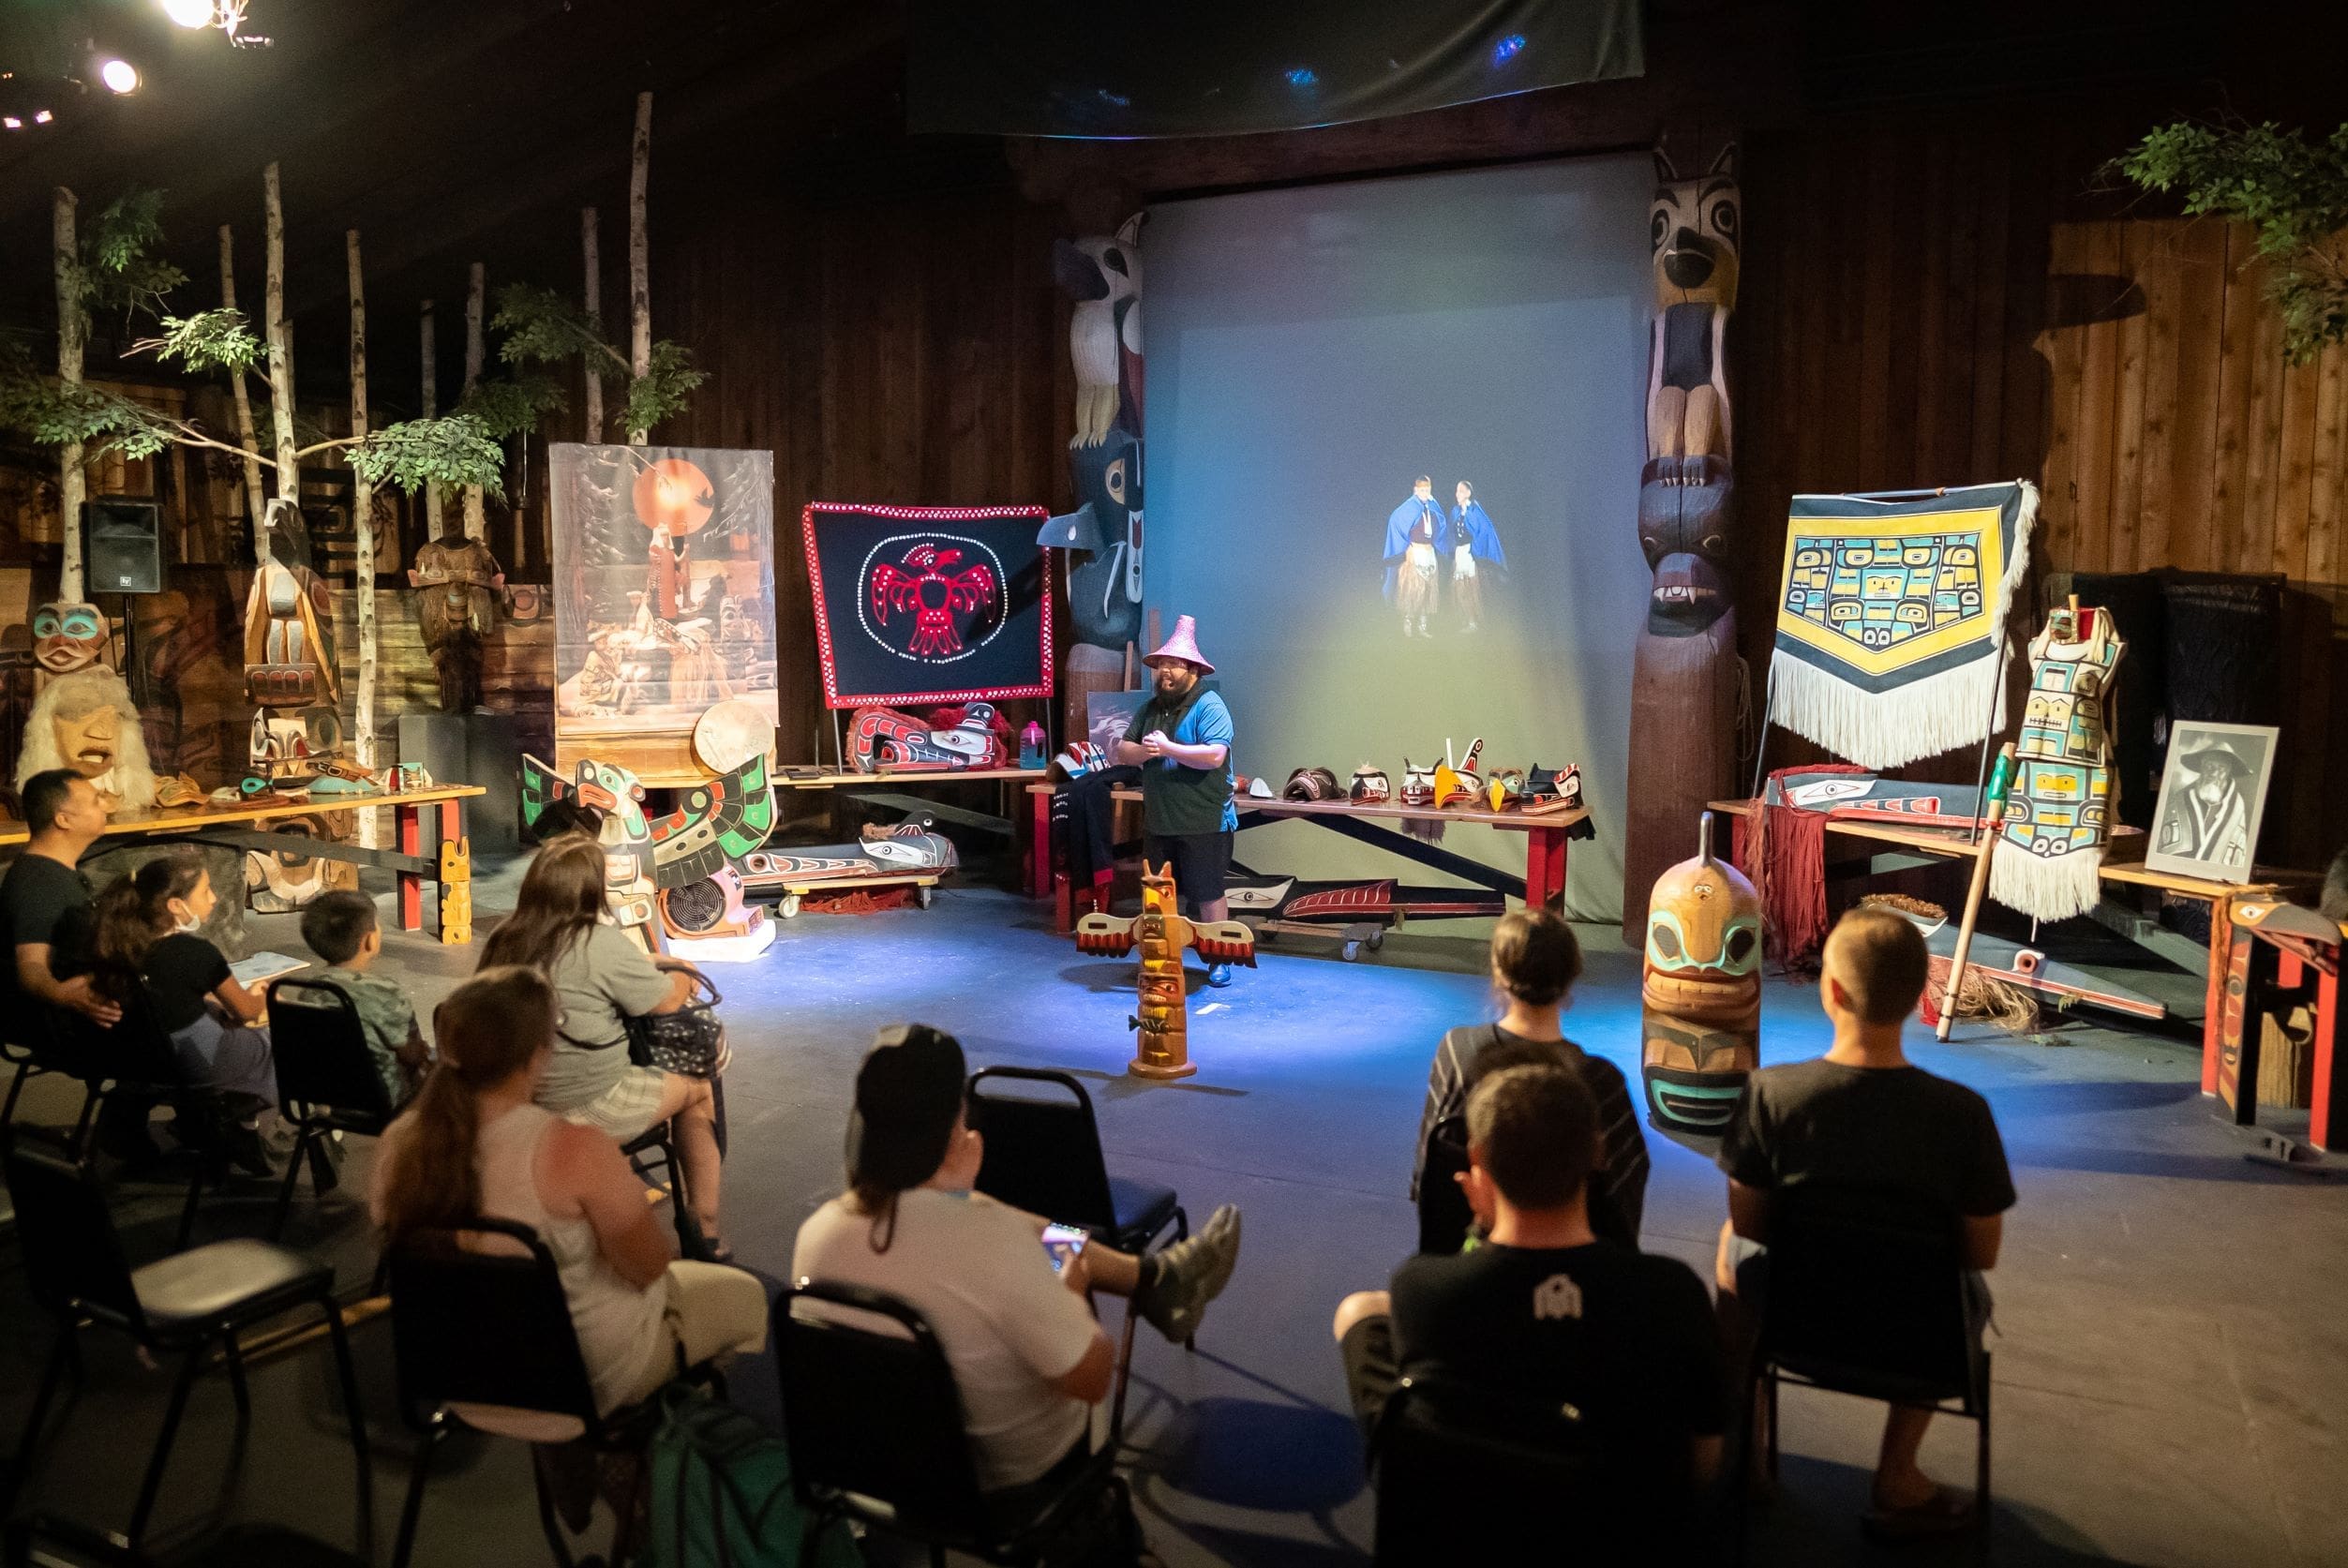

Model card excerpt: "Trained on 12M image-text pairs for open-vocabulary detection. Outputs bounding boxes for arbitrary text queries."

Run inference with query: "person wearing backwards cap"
[1112,613,1241,986]
[793,1024,1242,1508]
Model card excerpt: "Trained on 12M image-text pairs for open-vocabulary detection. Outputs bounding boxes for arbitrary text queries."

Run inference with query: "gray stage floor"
[3,874,2343,1567]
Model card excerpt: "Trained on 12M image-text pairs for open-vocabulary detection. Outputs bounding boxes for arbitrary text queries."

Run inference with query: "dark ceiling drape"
[906,0,1643,140]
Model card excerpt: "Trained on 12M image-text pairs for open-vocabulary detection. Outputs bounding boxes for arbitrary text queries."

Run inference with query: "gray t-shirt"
[536,922,675,1111]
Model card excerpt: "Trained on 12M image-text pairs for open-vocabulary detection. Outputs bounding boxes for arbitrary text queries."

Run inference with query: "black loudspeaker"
[82,499,164,594]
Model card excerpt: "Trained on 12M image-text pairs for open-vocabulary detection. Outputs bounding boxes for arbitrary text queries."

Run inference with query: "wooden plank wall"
[1734,100,2348,864]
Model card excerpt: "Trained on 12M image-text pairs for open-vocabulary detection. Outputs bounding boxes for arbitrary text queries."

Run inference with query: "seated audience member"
[1714,905,2015,1540]
[370,966,766,1415]
[301,889,429,1105]
[793,1023,1242,1504]
[1338,1066,1723,1501]
[90,853,277,1172]
[1413,910,1649,1242]
[5,771,134,1151]
[481,833,728,1256]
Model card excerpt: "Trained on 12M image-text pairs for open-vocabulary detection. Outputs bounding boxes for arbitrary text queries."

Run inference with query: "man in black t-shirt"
[1335,1065,1724,1514]
[3,769,119,1033]
[1715,906,2015,1540]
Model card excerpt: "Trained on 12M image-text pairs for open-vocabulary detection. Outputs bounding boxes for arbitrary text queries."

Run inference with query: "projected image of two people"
[1380,476,1509,639]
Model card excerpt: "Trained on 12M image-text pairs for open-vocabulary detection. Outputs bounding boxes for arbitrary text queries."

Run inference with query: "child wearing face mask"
[93,851,277,1112]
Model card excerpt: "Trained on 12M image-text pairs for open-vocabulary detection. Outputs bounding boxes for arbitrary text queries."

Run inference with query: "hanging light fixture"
[161,0,217,27]
[98,57,140,94]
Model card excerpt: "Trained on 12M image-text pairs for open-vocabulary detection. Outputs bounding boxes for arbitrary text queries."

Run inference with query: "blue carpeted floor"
[5,880,2344,1566]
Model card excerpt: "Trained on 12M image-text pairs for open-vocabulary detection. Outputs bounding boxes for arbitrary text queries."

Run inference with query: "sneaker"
[1205,963,1234,988]
[1139,1203,1241,1342]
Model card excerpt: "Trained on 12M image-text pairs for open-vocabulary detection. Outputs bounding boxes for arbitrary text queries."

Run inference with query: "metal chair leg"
[66,1083,102,1160]
[320,1295,374,1555]
[175,1161,207,1249]
[391,1411,449,1568]
[221,1330,251,1423]
[126,1347,206,1546]
[0,1060,31,1128]
[269,1126,311,1240]
[6,1333,74,1507]
[1764,1366,1781,1481]
[529,1444,582,1568]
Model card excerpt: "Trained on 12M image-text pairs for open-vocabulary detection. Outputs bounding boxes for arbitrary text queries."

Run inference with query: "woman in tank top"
[369,966,765,1415]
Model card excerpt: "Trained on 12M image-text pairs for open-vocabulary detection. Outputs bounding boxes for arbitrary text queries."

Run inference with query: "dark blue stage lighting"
[1492,34,1527,65]
[1284,67,1318,89]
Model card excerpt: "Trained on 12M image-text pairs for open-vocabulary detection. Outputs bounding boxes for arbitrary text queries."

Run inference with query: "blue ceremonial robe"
[1444,500,1509,573]
[1383,496,1445,601]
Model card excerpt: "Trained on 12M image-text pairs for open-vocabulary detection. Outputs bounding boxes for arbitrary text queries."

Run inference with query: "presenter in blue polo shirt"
[1114,614,1240,987]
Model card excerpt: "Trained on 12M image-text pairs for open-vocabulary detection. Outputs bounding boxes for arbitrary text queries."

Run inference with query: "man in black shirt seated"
[1714,905,2016,1540]
[3,769,141,1151]
[1335,1065,1724,1498]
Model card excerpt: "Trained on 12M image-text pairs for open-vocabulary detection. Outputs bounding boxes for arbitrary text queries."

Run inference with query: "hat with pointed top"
[1143,613,1214,673]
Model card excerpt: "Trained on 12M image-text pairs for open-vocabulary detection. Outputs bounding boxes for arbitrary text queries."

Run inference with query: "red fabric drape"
[1732,764,1874,974]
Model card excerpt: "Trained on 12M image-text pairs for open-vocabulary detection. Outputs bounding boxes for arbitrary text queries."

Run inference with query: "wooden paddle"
[1936,741,2018,1042]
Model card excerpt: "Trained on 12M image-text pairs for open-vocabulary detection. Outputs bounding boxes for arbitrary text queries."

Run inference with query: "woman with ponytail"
[370,967,765,1415]
[92,851,276,1106]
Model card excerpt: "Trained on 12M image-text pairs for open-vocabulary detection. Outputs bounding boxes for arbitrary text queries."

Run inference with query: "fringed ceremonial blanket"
[1768,481,2037,769]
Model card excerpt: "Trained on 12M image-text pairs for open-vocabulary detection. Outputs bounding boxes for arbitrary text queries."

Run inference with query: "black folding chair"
[1370,1374,1664,1565]
[266,978,397,1241]
[52,992,237,1247]
[385,1217,700,1568]
[1748,1185,1994,1529]
[1414,1114,1473,1256]
[0,1010,78,1138]
[775,1278,1129,1568]
[1,1140,371,1553]
[967,1067,1189,1426]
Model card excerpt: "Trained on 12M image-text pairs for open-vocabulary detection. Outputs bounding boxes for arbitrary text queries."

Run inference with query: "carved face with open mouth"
[32,602,106,675]
[53,699,121,783]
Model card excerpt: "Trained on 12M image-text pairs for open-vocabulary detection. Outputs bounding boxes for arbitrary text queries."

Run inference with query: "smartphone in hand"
[1040,1222,1090,1274]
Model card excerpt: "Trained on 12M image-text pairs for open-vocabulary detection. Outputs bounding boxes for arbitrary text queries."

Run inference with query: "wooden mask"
[32,601,107,676]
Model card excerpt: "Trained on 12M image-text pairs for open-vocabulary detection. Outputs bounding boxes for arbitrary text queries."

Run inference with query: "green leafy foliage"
[77,189,187,326]
[133,308,264,375]
[456,369,567,440]
[0,335,173,458]
[2114,120,2348,364]
[621,340,707,438]
[491,278,703,438]
[347,413,505,497]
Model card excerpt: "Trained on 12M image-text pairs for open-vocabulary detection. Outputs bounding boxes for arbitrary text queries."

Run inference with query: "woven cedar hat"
[1143,614,1214,673]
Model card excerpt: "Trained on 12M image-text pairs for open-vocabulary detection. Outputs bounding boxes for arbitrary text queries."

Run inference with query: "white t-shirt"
[791,1187,1100,1489]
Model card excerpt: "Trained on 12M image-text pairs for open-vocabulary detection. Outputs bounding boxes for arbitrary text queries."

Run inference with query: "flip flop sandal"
[1862,1486,1977,1541]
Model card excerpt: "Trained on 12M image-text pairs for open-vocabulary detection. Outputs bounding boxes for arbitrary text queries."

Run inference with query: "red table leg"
[2312,965,2341,1153]
[1524,826,1567,912]
[1030,785,1052,901]
[396,802,423,932]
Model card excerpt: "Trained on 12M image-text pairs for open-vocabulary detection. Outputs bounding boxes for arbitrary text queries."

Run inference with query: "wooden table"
[0,784,487,940]
[1028,781,1592,931]
[2208,905,2344,1150]
[770,765,1042,843]
[1708,796,2323,1017]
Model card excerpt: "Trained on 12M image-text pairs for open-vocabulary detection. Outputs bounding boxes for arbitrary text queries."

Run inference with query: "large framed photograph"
[2145,721,2279,884]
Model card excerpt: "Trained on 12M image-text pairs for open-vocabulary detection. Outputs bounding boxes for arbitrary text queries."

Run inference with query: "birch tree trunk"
[53,188,85,601]
[627,91,651,445]
[420,301,442,537]
[462,261,486,542]
[349,231,380,844]
[582,205,605,441]
[262,163,298,570]
[218,225,267,546]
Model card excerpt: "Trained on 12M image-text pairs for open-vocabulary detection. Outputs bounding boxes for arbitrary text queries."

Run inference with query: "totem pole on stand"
[1640,811,1761,1132]
[1623,146,1742,942]
[1041,214,1145,739]
[1074,861,1256,1080]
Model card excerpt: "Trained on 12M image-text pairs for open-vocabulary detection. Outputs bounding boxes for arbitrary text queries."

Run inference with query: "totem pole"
[1073,861,1256,1080]
[1640,811,1761,1132]
[1623,146,1742,942]
[1041,214,1145,739]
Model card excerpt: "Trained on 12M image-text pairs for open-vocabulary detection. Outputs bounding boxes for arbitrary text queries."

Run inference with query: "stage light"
[1,117,19,130]
[98,58,140,94]
[1492,34,1527,65]
[35,110,52,124]
[1285,67,1318,88]
[162,0,217,26]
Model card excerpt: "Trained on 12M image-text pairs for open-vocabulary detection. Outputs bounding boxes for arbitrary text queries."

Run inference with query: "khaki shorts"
[559,1064,672,1142]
